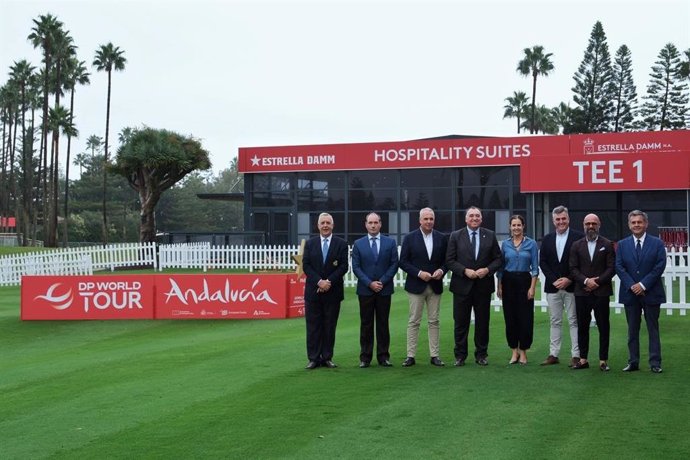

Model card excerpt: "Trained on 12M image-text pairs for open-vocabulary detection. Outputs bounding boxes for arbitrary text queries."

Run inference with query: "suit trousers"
[546,290,579,358]
[305,298,341,363]
[625,300,661,367]
[575,295,610,361]
[359,294,392,363]
[501,271,534,350]
[452,287,491,360]
[405,286,442,358]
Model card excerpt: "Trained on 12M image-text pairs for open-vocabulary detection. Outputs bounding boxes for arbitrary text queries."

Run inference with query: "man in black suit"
[399,208,448,367]
[446,206,502,366]
[569,213,615,371]
[302,212,349,369]
[538,205,584,367]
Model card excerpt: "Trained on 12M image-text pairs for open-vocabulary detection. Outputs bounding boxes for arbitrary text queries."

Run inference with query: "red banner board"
[21,275,156,320]
[154,273,292,319]
[21,273,307,321]
[286,274,306,318]
[238,130,690,192]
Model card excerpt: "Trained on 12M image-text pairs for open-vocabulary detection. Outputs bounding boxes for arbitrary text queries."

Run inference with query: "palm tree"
[550,102,573,134]
[9,59,36,244]
[93,42,126,245]
[517,45,555,134]
[45,105,77,246]
[28,14,64,238]
[73,152,89,176]
[503,91,530,133]
[86,134,103,157]
[63,58,90,247]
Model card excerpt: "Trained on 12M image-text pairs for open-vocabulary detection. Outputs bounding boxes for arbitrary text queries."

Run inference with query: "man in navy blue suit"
[616,210,667,374]
[352,212,399,367]
[399,208,448,367]
[302,212,349,370]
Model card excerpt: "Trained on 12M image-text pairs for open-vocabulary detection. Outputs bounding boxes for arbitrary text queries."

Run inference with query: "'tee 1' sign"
[572,159,643,185]
[521,152,689,192]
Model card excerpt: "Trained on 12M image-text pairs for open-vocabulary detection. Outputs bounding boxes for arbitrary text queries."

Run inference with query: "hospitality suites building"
[237,130,690,246]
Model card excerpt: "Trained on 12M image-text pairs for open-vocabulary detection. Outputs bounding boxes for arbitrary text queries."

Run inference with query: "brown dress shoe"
[540,355,559,366]
[569,357,580,368]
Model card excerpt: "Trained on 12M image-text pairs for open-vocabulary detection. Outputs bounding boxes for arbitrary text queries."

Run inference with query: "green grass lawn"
[1,279,689,459]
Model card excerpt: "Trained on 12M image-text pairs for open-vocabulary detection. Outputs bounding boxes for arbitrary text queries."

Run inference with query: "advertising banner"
[21,275,155,320]
[238,130,690,192]
[154,274,290,319]
[286,273,306,318]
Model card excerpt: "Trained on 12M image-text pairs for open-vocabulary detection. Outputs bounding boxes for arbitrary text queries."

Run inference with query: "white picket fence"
[2,242,689,315]
[0,242,157,286]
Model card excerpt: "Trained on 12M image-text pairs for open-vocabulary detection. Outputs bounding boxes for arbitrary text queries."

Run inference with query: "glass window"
[349,170,398,188]
[297,171,346,190]
[457,167,516,187]
[253,173,294,192]
[349,189,398,210]
[621,191,685,210]
[402,188,452,209]
[400,168,453,187]
[297,189,346,211]
[251,191,293,207]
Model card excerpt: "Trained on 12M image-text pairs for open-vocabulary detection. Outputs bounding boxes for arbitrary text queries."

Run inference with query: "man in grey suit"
[616,210,667,373]
[446,206,502,366]
[399,208,448,367]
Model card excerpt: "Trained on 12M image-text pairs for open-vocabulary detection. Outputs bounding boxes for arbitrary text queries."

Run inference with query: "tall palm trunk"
[530,72,537,134]
[102,69,112,246]
[63,87,75,247]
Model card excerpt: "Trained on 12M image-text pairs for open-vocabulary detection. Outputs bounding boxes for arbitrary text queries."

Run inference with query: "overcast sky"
[2,0,688,176]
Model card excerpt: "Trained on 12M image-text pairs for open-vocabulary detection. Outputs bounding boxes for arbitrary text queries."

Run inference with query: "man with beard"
[569,214,615,372]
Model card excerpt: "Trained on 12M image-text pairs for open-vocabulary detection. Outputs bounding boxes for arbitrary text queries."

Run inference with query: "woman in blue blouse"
[497,215,539,365]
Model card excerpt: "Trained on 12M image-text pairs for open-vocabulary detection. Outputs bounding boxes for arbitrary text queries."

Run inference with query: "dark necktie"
[371,237,379,261]
[636,239,642,259]
[471,231,477,260]
[322,238,329,263]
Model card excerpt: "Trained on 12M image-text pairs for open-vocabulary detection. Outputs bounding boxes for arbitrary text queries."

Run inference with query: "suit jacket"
[399,228,448,295]
[302,234,349,302]
[446,227,502,296]
[539,228,584,293]
[352,234,399,296]
[569,236,615,297]
[615,234,667,305]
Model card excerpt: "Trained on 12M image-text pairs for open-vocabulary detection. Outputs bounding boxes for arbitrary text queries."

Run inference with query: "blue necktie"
[471,231,477,260]
[322,238,329,263]
[371,237,379,261]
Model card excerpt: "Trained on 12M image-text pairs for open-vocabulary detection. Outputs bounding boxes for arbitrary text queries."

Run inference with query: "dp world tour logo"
[34,283,74,310]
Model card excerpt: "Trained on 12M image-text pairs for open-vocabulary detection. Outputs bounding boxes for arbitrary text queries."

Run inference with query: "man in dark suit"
[352,212,399,367]
[446,206,502,366]
[538,205,584,367]
[569,213,615,371]
[616,210,667,374]
[399,208,448,367]
[302,212,349,370]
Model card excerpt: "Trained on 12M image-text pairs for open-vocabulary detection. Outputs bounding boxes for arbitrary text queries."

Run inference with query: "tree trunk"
[102,70,112,246]
[63,88,75,248]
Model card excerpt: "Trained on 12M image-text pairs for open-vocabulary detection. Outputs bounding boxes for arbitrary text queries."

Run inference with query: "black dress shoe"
[475,357,488,366]
[323,360,337,368]
[622,363,640,372]
[379,360,393,367]
[651,366,663,374]
[454,358,465,367]
[572,361,590,370]
[599,362,610,372]
[430,356,445,367]
[305,361,319,370]
[359,361,370,368]
[402,357,416,367]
